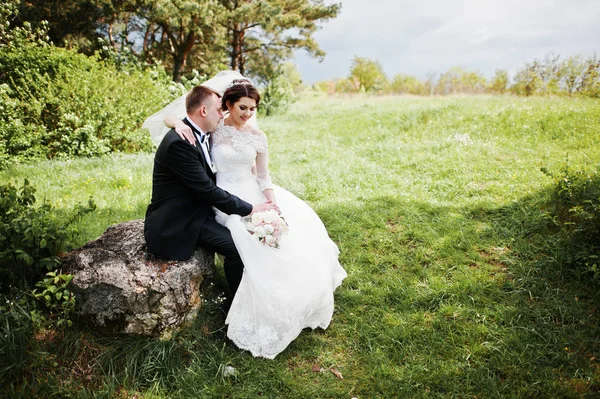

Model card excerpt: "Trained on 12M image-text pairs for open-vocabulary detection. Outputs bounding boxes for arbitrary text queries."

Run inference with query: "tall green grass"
[1,93,600,398]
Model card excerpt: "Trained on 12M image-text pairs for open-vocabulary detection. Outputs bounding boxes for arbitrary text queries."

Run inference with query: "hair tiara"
[226,78,254,89]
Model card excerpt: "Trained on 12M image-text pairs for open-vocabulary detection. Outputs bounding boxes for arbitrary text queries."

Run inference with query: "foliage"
[537,52,562,95]
[0,179,96,291]
[435,66,487,95]
[315,52,600,98]
[512,60,541,96]
[488,69,509,94]
[259,74,295,116]
[220,0,340,81]
[11,0,341,86]
[512,53,600,97]
[333,76,360,93]
[255,62,300,116]
[349,56,388,93]
[560,53,600,97]
[280,62,305,94]
[135,0,226,82]
[32,270,76,327]
[14,0,104,50]
[390,73,427,95]
[0,178,94,390]
[542,163,600,281]
[0,0,49,48]
[0,24,175,166]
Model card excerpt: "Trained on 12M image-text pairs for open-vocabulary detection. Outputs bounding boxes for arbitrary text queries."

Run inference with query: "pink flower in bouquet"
[244,210,289,248]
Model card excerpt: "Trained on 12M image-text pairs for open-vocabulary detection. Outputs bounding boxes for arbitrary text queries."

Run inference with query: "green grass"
[2,93,600,398]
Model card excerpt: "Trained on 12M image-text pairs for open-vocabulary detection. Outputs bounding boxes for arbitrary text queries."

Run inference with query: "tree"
[538,52,561,95]
[489,69,509,94]
[138,0,226,81]
[251,54,299,115]
[335,76,360,93]
[219,0,340,80]
[390,74,425,95]
[511,61,541,96]
[9,0,342,85]
[14,0,104,49]
[435,67,486,95]
[349,56,387,93]
[424,72,437,96]
[560,55,586,95]
[579,54,600,97]
[281,62,304,93]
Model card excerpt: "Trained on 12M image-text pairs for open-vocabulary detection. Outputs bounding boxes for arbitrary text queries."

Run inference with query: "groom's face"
[203,94,224,132]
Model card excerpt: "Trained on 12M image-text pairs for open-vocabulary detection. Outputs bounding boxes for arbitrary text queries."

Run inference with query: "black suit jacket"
[144,118,253,260]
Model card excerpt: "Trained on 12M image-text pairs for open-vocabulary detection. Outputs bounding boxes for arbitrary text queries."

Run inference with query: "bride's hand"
[251,201,280,215]
[174,121,196,146]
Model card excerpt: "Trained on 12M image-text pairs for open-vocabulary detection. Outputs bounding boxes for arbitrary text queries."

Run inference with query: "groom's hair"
[186,85,221,113]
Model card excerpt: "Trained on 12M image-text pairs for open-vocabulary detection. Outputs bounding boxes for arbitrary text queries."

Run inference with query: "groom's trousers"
[197,218,244,296]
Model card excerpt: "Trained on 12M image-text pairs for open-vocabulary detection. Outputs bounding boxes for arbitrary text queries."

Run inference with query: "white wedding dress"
[211,122,347,359]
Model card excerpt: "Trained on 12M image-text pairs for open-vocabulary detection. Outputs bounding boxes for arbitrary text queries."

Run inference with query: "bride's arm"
[255,135,276,204]
[263,187,276,204]
[164,115,196,145]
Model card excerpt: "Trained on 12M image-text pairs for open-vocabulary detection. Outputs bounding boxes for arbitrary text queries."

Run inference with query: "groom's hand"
[251,201,280,215]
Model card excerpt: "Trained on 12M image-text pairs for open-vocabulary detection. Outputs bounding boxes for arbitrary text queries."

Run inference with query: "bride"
[154,71,346,359]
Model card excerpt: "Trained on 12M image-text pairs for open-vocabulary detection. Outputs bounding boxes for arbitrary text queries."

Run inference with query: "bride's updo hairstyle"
[221,79,260,112]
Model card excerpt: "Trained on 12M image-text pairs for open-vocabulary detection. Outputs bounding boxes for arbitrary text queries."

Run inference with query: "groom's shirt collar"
[185,116,206,137]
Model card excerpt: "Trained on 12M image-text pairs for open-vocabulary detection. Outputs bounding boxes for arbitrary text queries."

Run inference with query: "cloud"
[295,0,600,83]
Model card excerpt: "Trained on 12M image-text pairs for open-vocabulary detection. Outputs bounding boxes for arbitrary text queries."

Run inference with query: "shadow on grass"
[4,186,600,398]
[313,189,600,397]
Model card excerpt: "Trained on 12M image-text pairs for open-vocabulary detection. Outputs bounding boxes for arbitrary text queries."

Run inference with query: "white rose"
[254,226,266,237]
[252,213,264,224]
[265,235,276,244]
[263,210,279,223]
[264,224,274,234]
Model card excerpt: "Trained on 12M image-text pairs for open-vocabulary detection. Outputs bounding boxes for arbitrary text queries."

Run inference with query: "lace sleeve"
[255,132,273,191]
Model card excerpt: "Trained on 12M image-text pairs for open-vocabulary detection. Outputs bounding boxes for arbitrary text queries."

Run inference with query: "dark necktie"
[200,133,210,151]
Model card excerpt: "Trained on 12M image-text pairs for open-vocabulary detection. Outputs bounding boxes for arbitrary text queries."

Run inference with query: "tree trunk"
[172,55,184,82]
[230,25,240,71]
[143,25,151,52]
[107,20,115,48]
[230,23,245,73]
[171,32,196,82]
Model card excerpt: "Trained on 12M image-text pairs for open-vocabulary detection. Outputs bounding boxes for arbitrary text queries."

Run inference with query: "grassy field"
[2,93,600,398]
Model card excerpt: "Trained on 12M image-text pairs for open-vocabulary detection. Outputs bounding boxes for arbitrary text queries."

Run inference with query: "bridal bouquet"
[244,210,289,248]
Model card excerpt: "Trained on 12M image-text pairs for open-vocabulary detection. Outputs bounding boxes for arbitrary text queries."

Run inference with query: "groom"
[144,85,274,297]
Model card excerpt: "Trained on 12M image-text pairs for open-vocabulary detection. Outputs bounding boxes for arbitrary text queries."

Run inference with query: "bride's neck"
[224,117,247,131]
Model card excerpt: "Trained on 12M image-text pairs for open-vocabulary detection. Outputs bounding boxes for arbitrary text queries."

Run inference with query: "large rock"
[62,219,214,338]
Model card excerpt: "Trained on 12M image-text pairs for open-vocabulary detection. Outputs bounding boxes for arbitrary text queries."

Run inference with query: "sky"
[293,0,600,84]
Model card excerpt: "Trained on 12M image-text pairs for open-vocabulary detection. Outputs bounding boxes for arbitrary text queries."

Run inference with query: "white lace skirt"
[216,181,347,359]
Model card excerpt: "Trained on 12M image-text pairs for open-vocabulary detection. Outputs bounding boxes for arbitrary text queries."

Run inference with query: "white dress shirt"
[186,116,216,173]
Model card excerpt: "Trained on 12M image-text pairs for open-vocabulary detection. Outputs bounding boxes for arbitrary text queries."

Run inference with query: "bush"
[542,163,600,281]
[0,43,176,166]
[259,74,296,116]
[0,179,96,291]
[0,3,176,167]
